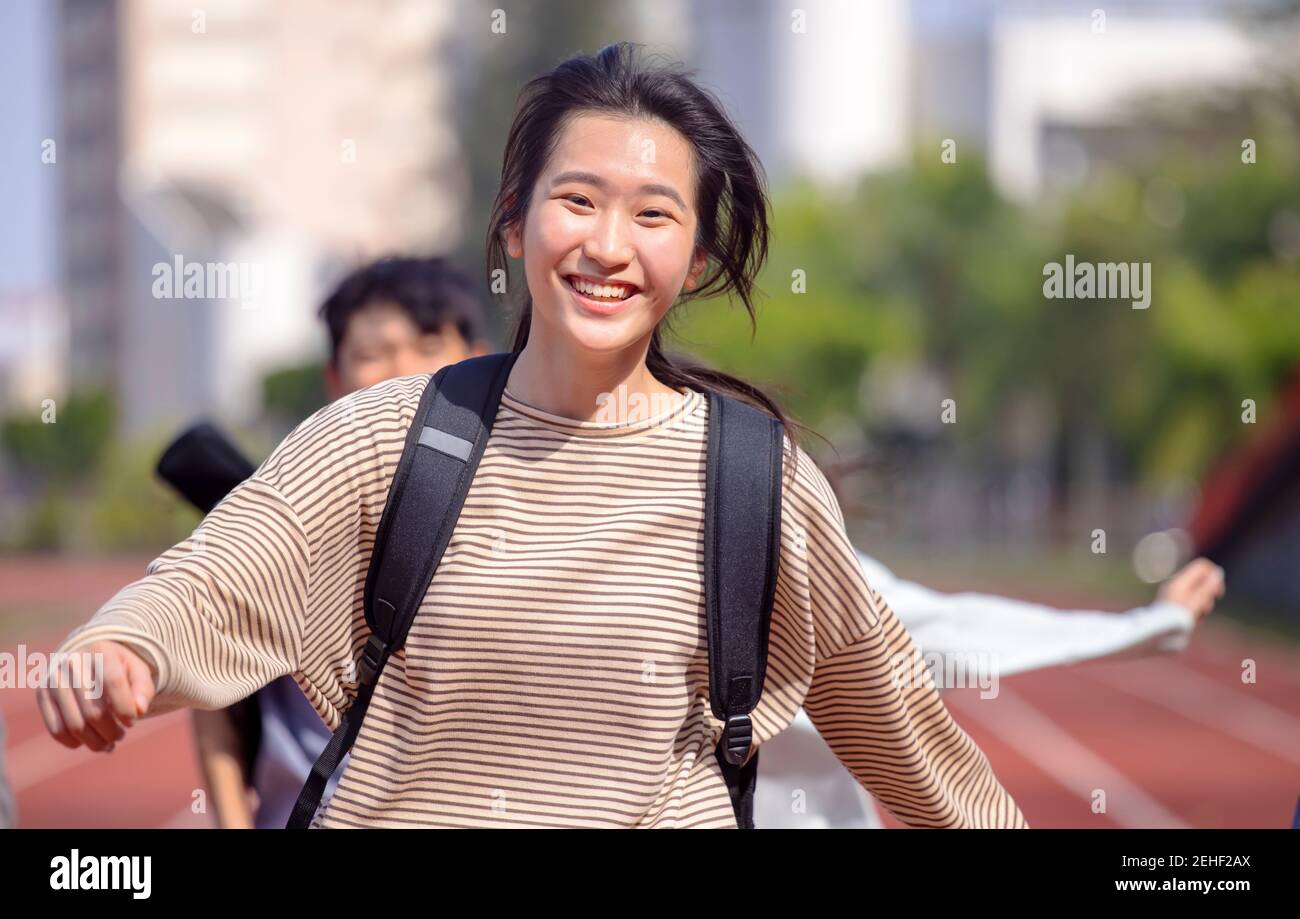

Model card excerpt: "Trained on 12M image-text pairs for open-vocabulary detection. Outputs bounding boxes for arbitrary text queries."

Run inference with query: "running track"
[3,556,1297,829]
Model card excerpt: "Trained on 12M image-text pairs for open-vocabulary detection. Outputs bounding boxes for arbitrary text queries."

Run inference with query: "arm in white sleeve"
[855,551,1196,678]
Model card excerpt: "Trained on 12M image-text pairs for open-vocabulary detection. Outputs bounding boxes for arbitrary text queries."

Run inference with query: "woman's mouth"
[563,274,640,314]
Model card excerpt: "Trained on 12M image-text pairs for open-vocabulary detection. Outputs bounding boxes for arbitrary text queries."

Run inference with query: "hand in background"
[1158,558,1226,622]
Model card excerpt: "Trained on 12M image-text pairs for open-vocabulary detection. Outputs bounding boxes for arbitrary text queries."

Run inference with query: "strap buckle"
[720,713,753,766]
[356,634,387,685]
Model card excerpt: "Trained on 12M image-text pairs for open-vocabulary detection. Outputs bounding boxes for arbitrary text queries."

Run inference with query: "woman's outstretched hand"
[35,639,157,753]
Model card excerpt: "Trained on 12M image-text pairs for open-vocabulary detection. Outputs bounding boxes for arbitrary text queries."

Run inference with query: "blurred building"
[57,0,468,433]
[688,0,912,188]
[0,289,68,414]
[687,0,1265,197]
[60,0,122,392]
[987,0,1264,199]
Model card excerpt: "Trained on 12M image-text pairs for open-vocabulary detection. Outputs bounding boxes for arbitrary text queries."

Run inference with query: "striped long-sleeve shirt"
[56,374,1029,828]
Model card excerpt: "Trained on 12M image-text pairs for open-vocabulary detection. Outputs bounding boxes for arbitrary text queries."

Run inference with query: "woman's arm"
[39,376,426,750]
[51,471,313,714]
[789,449,1029,828]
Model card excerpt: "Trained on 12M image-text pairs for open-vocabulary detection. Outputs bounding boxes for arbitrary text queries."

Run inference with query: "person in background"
[755,551,1225,828]
[192,256,490,829]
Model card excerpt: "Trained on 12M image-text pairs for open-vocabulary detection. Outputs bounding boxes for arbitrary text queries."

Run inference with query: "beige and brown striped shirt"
[58,373,1028,828]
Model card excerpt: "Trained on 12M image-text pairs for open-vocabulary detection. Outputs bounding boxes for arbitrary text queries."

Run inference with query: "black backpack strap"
[286,351,519,829]
[704,391,784,829]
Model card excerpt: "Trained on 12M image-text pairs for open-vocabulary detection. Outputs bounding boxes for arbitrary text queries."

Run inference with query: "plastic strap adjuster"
[356,634,387,685]
[721,713,753,766]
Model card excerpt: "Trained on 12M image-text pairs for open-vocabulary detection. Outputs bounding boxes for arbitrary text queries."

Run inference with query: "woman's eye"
[563,194,591,207]
[641,209,669,220]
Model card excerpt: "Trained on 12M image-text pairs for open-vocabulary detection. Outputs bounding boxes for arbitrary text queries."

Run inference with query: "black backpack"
[283,351,784,829]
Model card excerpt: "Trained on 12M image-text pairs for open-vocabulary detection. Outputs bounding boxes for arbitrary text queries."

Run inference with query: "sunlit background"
[1,0,1297,828]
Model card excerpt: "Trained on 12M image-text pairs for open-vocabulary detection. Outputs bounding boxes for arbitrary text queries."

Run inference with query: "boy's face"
[326,298,487,398]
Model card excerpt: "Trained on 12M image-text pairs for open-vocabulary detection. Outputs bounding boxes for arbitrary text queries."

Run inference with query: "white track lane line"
[945,686,1192,828]
[1080,656,1300,767]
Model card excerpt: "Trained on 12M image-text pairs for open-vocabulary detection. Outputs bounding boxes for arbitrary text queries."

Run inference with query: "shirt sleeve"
[51,376,421,723]
[54,474,311,718]
[856,550,1195,677]
[789,446,1029,828]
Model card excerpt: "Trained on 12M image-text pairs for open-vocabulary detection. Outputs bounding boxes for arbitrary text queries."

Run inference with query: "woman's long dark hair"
[485,41,814,455]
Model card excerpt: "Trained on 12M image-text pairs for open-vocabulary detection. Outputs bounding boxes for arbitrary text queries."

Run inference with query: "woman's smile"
[561,271,643,317]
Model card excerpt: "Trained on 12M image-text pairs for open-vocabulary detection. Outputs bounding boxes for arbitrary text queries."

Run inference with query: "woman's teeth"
[569,276,634,301]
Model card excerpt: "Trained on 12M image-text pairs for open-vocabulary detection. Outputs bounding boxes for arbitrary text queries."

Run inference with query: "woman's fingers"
[120,644,157,718]
[35,685,78,749]
[36,641,155,753]
[72,652,126,749]
[101,645,142,727]
[51,674,109,752]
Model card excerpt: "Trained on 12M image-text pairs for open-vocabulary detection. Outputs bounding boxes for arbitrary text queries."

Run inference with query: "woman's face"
[506,112,707,357]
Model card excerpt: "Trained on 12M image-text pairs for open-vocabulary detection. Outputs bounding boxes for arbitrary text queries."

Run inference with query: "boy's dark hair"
[319,256,487,365]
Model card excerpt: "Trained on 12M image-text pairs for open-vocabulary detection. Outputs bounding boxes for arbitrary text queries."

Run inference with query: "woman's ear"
[501,193,525,258]
[683,249,708,291]
[504,218,523,259]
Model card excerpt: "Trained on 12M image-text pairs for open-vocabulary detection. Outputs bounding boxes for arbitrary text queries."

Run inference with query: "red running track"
[2,557,1297,828]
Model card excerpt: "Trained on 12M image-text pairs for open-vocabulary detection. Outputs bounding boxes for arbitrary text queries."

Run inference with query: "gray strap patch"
[418,426,473,462]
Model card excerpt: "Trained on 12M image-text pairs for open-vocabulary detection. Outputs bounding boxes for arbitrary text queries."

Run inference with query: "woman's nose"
[582,210,634,266]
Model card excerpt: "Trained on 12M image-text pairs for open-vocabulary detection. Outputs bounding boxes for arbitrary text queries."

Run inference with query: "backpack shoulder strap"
[362,351,520,662]
[705,390,784,828]
[286,351,518,828]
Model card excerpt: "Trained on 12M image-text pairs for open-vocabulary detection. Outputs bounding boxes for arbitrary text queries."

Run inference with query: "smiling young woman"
[39,43,1028,829]
[498,110,701,422]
